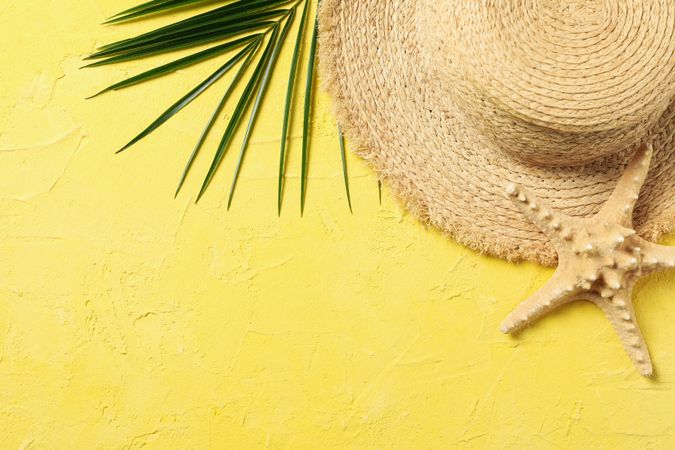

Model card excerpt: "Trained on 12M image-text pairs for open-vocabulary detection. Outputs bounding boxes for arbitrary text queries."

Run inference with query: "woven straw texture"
[318,0,675,266]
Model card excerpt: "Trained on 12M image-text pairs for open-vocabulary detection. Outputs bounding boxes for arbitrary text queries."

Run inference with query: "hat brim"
[318,0,675,266]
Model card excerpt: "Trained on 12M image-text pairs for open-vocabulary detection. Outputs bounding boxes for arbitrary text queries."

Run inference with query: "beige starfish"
[502,144,675,377]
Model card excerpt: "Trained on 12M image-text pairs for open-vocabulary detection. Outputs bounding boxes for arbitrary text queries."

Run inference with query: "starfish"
[501,144,675,376]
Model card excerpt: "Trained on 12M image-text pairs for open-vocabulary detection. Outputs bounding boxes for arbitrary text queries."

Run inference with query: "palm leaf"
[175,40,261,196]
[106,0,226,24]
[87,20,275,66]
[90,0,349,211]
[92,10,285,59]
[90,1,291,61]
[300,5,319,215]
[117,40,256,153]
[277,0,310,215]
[228,8,298,209]
[338,130,352,213]
[196,24,283,201]
[87,35,257,96]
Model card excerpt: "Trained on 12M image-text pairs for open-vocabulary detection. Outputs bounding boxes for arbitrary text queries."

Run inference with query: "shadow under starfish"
[501,144,675,377]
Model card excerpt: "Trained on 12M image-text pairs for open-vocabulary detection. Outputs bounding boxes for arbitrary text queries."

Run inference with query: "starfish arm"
[597,143,653,228]
[500,268,578,333]
[634,238,675,274]
[505,184,575,251]
[591,288,653,377]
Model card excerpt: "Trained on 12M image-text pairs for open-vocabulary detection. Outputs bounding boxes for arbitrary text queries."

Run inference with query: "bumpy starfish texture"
[502,144,675,377]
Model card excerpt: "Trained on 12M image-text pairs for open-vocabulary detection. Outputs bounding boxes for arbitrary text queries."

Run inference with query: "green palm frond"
[88,0,352,212]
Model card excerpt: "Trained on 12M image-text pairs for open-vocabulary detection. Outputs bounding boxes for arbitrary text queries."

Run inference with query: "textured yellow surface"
[1,1,675,449]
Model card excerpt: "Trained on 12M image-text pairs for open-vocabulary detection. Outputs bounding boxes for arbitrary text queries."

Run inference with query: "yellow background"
[2,1,675,448]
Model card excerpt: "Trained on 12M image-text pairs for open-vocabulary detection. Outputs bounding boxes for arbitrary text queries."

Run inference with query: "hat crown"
[419,0,675,166]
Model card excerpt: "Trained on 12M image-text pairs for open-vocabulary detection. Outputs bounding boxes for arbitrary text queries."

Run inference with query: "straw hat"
[318,0,675,266]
